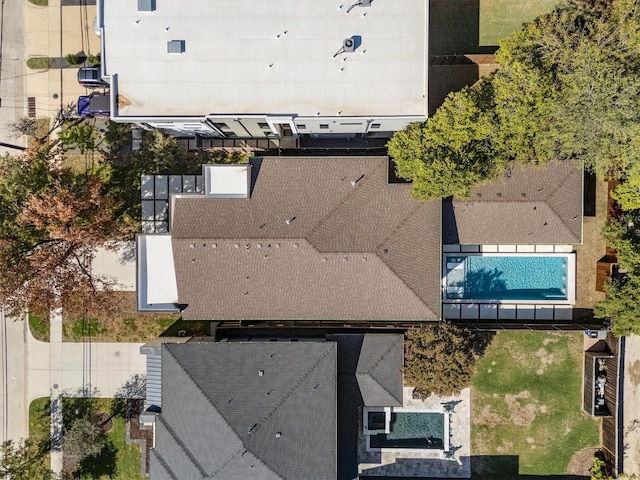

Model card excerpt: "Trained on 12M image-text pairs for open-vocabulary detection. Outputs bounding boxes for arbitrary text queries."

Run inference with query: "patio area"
[358,387,471,478]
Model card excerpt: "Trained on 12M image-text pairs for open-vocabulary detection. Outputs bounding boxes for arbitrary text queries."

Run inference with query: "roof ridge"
[209,443,279,479]
[545,163,582,242]
[156,414,207,479]
[256,344,335,428]
[375,203,439,317]
[151,448,181,480]
[306,158,387,251]
[165,347,247,473]
[357,336,403,403]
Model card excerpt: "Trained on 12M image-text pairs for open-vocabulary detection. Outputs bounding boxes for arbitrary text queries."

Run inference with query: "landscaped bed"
[28,397,51,471]
[62,291,180,342]
[471,331,600,478]
[63,398,144,479]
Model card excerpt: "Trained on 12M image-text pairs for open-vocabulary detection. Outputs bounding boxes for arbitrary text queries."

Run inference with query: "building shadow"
[428,0,498,114]
[583,170,597,217]
[471,455,590,480]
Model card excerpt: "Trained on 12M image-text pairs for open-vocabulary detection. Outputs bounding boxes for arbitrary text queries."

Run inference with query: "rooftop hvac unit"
[343,38,355,52]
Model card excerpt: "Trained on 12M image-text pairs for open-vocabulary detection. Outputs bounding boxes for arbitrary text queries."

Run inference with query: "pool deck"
[358,387,471,478]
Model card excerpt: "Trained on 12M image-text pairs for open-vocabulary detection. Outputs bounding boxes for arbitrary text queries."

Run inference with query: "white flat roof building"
[99,0,429,138]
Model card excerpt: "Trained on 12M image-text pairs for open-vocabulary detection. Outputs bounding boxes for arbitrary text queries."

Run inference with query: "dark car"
[78,93,110,117]
[77,67,109,88]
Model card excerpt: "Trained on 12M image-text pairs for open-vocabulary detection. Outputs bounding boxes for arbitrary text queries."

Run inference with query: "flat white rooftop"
[102,0,428,117]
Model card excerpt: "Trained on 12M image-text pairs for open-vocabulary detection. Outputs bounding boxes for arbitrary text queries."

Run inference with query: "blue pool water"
[445,255,568,301]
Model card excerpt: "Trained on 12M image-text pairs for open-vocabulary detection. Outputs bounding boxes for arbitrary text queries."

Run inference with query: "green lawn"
[28,398,51,472]
[28,313,50,342]
[471,331,600,478]
[63,398,143,480]
[479,0,563,46]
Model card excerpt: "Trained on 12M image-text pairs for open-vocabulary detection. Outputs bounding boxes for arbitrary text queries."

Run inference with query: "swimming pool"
[445,254,569,301]
[369,412,445,450]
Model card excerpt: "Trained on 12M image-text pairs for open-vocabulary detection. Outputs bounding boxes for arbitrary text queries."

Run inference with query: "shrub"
[26,57,50,70]
[65,53,85,66]
[86,53,101,67]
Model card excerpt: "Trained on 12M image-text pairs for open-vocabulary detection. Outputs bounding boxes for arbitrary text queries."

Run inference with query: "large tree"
[389,0,640,199]
[63,416,106,463]
[0,438,55,480]
[404,322,479,398]
[595,210,640,335]
[0,144,127,317]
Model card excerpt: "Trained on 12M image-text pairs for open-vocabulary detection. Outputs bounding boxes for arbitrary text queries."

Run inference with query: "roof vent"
[259,370,264,376]
[334,37,359,57]
[343,38,356,52]
[275,432,282,438]
[138,0,155,11]
[167,40,185,54]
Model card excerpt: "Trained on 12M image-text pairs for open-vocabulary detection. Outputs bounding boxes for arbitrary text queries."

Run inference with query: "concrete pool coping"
[362,407,451,453]
[441,250,576,306]
[358,387,471,478]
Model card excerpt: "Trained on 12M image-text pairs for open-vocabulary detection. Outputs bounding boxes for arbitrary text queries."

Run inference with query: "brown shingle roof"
[171,157,441,321]
[443,161,583,245]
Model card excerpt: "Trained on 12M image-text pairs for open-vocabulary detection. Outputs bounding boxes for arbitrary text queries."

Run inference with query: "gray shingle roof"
[443,161,583,245]
[171,157,442,321]
[356,334,404,407]
[151,342,337,480]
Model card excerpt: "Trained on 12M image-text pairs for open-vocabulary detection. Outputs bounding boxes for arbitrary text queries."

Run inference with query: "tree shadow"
[463,268,507,298]
[428,0,499,114]
[471,455,591,479]
[108,374,147,421]
[77,440,118,479]
[62,395,99,431]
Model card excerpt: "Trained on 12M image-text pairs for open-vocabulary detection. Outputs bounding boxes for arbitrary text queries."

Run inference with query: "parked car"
[77,67,109,88]
[78,93,110,117]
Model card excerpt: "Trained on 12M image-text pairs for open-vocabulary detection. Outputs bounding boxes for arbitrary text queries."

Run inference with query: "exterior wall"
[111,112,425,139]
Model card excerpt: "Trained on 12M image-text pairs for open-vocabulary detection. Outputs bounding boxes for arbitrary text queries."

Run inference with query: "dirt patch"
[536,347,556,374]
[566,447,599,476]
[96,411,113,434]
[496,440,514,453]
[505,391,537,427]
[543,337,560,346]
[474,404,508,427]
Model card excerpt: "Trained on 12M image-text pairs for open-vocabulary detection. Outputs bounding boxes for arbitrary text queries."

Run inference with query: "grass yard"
[63,398,144,480]
[62,291,180,342]
[479,0,563,46]
[28,397,51,472]
[28,312,50,342]
[472,331,600,478]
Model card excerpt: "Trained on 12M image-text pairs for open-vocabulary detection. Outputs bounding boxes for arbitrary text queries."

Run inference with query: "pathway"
[0,241,144,476]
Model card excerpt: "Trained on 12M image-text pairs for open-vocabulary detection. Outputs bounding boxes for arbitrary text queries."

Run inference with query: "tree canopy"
[0,143,126,317]
[404,322,479,398]
[0,438,54,480]
[388,0,640,199]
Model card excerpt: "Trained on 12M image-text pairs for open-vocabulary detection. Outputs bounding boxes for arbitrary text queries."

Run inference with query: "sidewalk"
[24,0,101,119]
